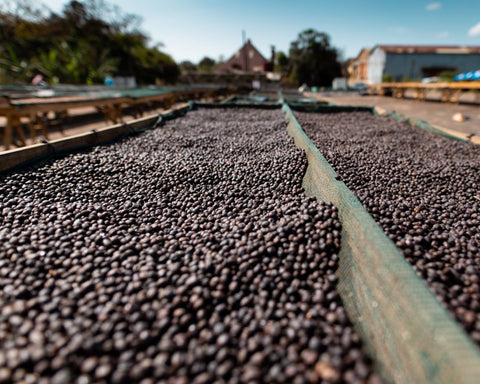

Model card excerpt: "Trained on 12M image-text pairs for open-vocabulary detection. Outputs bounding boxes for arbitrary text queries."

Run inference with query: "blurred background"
[1,0,479,88]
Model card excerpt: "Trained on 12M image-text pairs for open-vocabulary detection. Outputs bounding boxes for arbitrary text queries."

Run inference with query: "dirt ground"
[308,92,480,138]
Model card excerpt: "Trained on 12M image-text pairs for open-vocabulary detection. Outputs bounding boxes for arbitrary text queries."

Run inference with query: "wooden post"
[449,89,461,103]
[4,112,13,150]
[441,89,451,102]
[5,114,27,149]
[28,113,37,144]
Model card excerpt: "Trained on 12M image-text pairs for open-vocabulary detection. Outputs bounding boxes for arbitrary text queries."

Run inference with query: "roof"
[216,39,268,73]
[355,47,372,59]
[374,45,480,54]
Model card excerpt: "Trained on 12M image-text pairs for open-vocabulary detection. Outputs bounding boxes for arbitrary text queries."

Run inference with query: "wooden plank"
[376,82,478,89]
[0,87,225,150]
[0,143,52,173]
[9,97,132,115]
[0,111,170,173]
[4,112,13,150]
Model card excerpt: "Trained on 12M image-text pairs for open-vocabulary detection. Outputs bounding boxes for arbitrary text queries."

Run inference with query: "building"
[217,39,268,73]
[367,45,480,83]
[348,48,372,85]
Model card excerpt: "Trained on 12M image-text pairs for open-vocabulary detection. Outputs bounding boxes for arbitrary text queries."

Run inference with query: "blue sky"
[40,0,480,63]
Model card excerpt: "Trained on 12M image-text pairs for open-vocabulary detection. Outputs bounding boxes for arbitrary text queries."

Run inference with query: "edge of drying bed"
[0,104,191,174]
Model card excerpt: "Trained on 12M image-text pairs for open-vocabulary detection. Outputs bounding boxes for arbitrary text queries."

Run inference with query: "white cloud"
[468,22,480,37]
[426,2,442,11]
[436,31,449,38]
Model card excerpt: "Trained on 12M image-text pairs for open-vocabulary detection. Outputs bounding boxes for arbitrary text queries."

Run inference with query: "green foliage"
[274,51,289,74]
[288,29,342,87]
[438,70,457,82]
[0,43,43,82]
[382,73,394,83]
[180,61,198,73]
[0,0,179,85]
[198,57,216,72]
[402,75,421,83]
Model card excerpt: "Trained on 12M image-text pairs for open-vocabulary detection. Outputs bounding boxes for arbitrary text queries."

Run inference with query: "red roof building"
[217,39,268,73]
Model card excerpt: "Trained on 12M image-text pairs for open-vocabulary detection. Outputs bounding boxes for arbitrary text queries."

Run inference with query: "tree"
[288,29,341,87]
[382,73,394,83]
[0,43,41,83]
[180,61,197,73]
[275,51,290,74]
[0,0,179,85]
[198,57,216,72]
[0,0,47,22]
[438,70,457,82]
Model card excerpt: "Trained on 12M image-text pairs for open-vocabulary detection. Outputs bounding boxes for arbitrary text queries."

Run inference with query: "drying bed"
[295,110,480,346]
[283,103,480,384]
[0,108,380,383]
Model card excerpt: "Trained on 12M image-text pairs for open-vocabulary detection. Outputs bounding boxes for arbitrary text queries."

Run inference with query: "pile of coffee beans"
[297,111,480,345]
[0,108,381,383]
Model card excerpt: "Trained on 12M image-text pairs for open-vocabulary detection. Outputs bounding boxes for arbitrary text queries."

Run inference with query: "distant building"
[217,39,268,73]
[368,45,480,83]
[348,48,372,84]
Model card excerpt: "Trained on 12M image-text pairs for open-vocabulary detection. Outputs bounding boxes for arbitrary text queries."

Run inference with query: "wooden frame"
[369,82,480,103]
[0,87,228,150]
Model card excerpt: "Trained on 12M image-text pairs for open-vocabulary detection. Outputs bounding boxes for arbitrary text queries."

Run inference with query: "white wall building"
[367,45,480,83]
